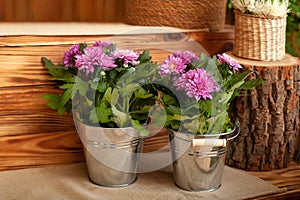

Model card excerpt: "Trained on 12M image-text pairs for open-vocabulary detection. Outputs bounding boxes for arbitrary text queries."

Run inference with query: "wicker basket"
[234,10,287,61]
[124,0,227,32]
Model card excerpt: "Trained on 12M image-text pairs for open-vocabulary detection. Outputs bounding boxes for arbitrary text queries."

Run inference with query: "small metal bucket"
[75,120,143,187]
[169,122,240,191]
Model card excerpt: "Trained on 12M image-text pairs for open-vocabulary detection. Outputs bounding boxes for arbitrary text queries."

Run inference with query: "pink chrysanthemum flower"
[112,49,140,66]
[159,55,187,77]
[217,53,242,72]
[75,47,117,75]
[93,40,113,48]
[63,43,83,67]
[159,51,200,77]
[174,68,219,101]
[173,51,199,64]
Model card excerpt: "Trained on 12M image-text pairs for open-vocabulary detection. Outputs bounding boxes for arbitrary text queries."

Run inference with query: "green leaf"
[97,83,107,93]
[134,88,153,99]
[198,99,212,113]
[43,93,60,102]
[84,96,93,107]
[43,94,61,109]
[131,120,143,131]
[111,88,119,106]
[102,43,116,54]
[162,94,177,105]
[89,111,98,124]
[43,93,69,115]
[48,76,75,82]
[131,120,150,137]
[79,43,87,53]
[103,87,112,103]
[60,83,73,90]
[217,90,235,105]
[94,103,113,124]
[112,106,130,127]
[130,105,151,115]
[227,71,252,89]
[146,105,167,127]
[46,102,59,110]
[118,83,139,98]
[291,3,300,13]
[41,57,65,78]
[183,119,199,134]
[90,82,98,90]
[60,87,73,106]
[108,69,118,80]
[170,121,180,130]
[240,79,264,90]
[77,82,89,96]
[198,115,209,134]
[206,110,227,133]
[138,50,151,63]
[166,105,181,115]
[58,106,66,115]
[206,59,222,82]
[139,129,150,137]
[65,78,88,96]
[173,113,200,121]
[172,114,182,121]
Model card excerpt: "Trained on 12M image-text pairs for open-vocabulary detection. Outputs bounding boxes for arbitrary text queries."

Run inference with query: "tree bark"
[226,52,300,171]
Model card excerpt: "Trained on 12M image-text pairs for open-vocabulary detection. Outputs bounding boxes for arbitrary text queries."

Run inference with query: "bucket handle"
[192,121,240,148]
[192,138,227,147]
[226,121,240,142]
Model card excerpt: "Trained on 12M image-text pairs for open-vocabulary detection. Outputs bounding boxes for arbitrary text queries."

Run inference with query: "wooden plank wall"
[0,0,126,22]
[0,0,235,24]
[0,28,235,171]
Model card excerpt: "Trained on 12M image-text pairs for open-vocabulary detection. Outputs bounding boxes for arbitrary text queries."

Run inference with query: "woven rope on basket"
[234,10,287,61]
[124,0,227,31]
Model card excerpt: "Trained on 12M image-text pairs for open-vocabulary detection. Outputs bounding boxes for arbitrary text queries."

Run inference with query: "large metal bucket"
[75,120,143,187]
[169,123,239,191]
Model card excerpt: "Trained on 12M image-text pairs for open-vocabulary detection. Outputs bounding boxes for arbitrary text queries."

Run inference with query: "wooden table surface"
[0,24,299,199]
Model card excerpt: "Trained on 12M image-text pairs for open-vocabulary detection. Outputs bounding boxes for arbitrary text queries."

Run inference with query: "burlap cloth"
[0,163,285,200]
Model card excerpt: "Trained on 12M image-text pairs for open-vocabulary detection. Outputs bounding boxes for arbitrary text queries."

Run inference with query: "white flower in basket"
[232,0,290,17]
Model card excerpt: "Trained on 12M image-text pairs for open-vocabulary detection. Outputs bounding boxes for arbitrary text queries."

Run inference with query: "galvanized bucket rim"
[168,121,240,143]
[86,139,141,149]
[75,118,137,131]
[74,117,142,147]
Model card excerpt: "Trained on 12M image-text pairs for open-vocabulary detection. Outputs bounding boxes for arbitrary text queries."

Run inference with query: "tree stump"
[225,52,300,171]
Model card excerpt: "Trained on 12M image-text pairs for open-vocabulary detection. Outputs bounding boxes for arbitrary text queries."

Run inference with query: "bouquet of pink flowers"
[42,40,157,134]
[42,40,262,136]
[155,51,263,135]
